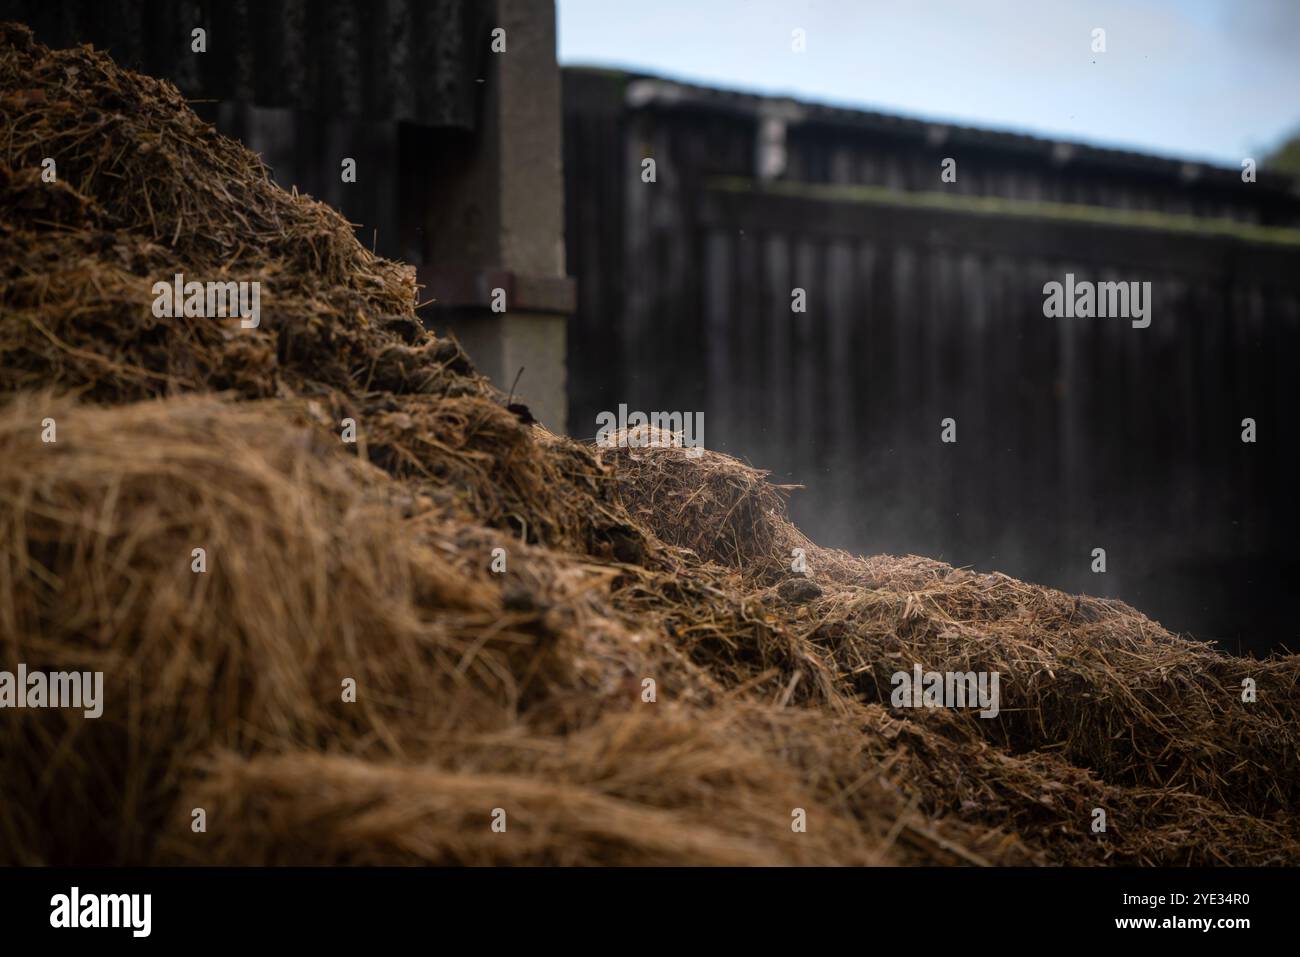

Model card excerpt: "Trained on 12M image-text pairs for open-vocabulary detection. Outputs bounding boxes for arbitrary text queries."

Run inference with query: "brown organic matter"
[1,23,1296,866]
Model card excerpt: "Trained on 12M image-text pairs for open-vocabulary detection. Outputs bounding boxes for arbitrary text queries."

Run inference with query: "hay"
[0,22,627,558]
[607,439,1300,818]
[1,22,1297,866]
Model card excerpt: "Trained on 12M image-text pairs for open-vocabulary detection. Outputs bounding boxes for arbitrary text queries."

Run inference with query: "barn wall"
[563,69,1300,655]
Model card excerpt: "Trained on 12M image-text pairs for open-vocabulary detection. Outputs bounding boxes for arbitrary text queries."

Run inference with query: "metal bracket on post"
[417,268,576,315]
[416,266,576,433]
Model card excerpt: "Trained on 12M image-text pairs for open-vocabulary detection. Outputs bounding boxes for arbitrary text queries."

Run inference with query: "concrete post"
[417,0,571,432]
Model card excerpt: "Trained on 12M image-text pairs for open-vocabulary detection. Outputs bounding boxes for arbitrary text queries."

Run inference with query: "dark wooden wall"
[563,70,1300,655]
[4,0,491,267]
[1,0,487,128]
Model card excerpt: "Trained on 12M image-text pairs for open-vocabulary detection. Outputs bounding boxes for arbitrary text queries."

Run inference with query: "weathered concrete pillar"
[417,0,572,432]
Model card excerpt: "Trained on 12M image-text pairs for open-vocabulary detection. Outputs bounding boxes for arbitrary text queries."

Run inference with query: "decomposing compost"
[1,23,1296,866]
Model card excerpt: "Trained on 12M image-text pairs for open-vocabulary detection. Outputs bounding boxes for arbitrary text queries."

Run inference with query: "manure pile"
[1,22,1297,866]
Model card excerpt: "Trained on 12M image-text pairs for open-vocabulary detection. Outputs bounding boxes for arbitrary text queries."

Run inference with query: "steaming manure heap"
[2,23,1297,866]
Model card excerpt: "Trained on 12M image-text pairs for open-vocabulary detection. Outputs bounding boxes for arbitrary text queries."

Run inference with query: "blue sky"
[557,0,1300,167]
